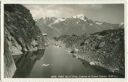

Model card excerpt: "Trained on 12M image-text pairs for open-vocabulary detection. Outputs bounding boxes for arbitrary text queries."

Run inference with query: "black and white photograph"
[4,4,125,78]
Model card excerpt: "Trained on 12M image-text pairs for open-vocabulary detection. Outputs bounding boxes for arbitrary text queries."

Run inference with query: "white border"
[2,0,126,4]
[0,1,1,81]
[1,0,4,81]
[1,0,128,82]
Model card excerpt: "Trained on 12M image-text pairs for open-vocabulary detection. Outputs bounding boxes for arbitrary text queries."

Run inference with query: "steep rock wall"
[4,4,45,77]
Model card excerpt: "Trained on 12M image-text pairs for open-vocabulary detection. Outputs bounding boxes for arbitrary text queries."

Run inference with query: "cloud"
[90,4,103,9]
[24,4,103,19]
[24,4,80,19]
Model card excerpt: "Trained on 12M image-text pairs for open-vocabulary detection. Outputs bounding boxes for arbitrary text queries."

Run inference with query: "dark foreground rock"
[57,28,124,77]
[4,4,45,77]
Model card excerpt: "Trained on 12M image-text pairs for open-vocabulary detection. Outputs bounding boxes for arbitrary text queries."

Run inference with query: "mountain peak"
[72,14,88,21]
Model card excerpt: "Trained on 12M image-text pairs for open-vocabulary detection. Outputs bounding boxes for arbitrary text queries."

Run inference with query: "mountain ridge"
[36,14,122,38]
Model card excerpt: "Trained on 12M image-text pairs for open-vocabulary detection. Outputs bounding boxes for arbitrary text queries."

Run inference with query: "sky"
[23,4,124,24]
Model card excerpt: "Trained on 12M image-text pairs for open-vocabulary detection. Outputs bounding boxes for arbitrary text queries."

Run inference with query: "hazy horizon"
[24,4,124,24]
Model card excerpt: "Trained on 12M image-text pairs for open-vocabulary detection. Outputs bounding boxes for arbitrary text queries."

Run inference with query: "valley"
[13,40,121,78]
[4,4,124,78]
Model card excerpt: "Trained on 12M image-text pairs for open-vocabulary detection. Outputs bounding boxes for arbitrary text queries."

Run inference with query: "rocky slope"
[57,28,124,77]
[4,4,45,77]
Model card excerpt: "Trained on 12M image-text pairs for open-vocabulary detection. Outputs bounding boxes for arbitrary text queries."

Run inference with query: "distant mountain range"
[36,14,123,38]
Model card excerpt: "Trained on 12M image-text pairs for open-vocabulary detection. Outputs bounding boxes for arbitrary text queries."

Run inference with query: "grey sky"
[24,4,124,24]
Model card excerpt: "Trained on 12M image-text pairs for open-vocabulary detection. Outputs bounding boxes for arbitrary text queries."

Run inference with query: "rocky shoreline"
[56,28,124,77]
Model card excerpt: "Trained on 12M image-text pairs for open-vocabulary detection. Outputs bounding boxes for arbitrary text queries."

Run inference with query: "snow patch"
[89,62,95,65]
[53,18,66,24]
[72,14,87,22]
[43,33,47,36]
[120,22,124,25]
[42,64,50,67]
[119,22,124,27]
[95,21,103,25]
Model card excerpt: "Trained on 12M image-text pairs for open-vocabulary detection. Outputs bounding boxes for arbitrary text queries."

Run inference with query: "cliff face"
[4,4,45,77]
[57,28,124,76]
[4,39,16,78]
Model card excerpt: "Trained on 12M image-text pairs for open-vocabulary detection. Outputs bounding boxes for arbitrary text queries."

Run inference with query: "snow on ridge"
[95,21,103,25]
[72,14,87,22]
[53,18,66,24]
[119,22,124,27]
[72,14,85,18]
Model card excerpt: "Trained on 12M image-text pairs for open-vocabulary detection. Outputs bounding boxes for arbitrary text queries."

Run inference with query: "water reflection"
[12,45,123,78]
[13,49,45,78]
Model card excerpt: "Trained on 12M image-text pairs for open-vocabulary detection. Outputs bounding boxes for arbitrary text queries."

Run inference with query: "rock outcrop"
[4,4,45,77]
[4,39,16,78]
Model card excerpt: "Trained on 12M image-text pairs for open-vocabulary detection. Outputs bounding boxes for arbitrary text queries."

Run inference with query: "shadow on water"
[13,49,45,78]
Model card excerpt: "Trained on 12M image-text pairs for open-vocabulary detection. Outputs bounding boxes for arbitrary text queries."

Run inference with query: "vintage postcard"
[1,0,127,82]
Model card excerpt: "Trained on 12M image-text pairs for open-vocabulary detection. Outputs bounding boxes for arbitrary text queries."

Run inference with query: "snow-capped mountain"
[72,14,88,22]
[53,18,66,24]
[36,14,122,38]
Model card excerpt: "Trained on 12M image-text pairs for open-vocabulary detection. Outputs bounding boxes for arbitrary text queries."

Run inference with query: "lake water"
[13,44,118,78]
